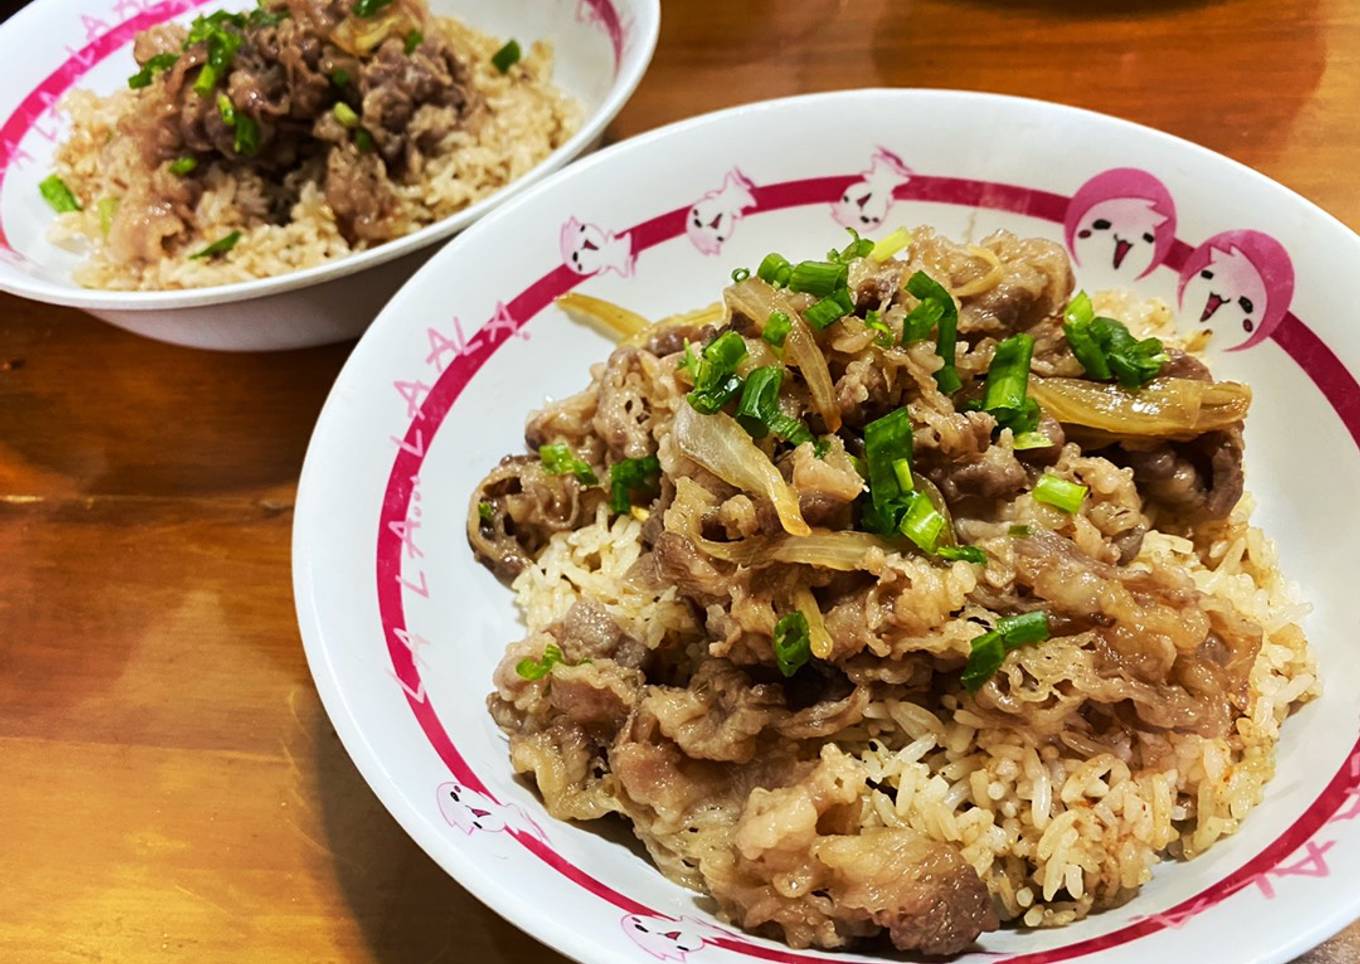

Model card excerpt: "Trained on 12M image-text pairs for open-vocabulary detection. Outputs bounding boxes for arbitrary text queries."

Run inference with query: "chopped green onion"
[981,333,1034,421]
[829,227,874,263]
[757,252,792,287]
[186,10,246,45]
[354,128,376,153]
[352,0,394,16]
[169,156,198,176]
[331,69,351,87]
[194,64,218,96]
[609,455,661,514]
[730,267,751,283]
[1033,473,1088,513]
[869,227,911,262]
[904,272,960,393]
[936,544,986,565]
[787,259,847,298]
[891,457,914,493]
[687,331,748,414]
[247,1,288,28]
[772,612,811,677]
[1062,291,1168,388]
[862,407,915,530]
[333,101,360,128]
[863,309,893,347]
[996,611,1051,646]
[1012,432,1053,451]
[404,29,424,54]
[735,365,783,438]
[491,39,522,73]
[97,197,120,236]
[515,643,564,681]
[961,631,1004,691]
[898,490,946,553]
[39,174,81,213]
[232,113,260,156]
[762,310,791,348]
[767,413,816,449]
[962,611,1052,690]
[804,292,851,330]
[216,93,236,126]
[1008,524,1032,538]
[127,52,178,89]
[539,443,598,484]
[477,501,494,523]
[190,230,242,260]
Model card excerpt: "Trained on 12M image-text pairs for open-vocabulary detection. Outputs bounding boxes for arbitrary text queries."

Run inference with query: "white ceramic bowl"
[0,0,658,350]
[293,90,1360,963]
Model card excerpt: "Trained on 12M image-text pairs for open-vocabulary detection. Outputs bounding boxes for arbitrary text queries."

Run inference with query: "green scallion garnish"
[232,113,260,156]
[804,290,852,330]
[762,310,791,348]
[216,92,236,126]
[869,227,911,262]
[354,127,376,153]
[1012,432,1053,451]
[861,407,915,533]
[516,643,564,681]
[404,29,424,54]
[1033,473,1088,513]
[609,455,661,514]
[127,52,178,89]
[936,544,986,565]
[39,174,81,213]
[772,611,811,677]
[828,227,874,264]
[787,259,847,299]
[735,365,783,438]
[730,267,751,283]
[539,443,598,484]
[898,490,946,553]
[961,611,1052,691]
[757,252,792,288]
[190,230,242,260]
[978,333,1040,438]
[1062,291,1169,389]
[169,156,198,176]
[491,39,522,73]
[863,309,893,347]
[477,500,494,523]
[352,0,394,17]
[333,102,360,129]
[686,330,747,414]
[903,271,960,393]
[331,69,351,88]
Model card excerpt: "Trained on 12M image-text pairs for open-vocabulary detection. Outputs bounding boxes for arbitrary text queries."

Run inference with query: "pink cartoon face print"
[622,915,707,961]
[1178,230,1294,350]
[832,147,912,230]
[436,781,547,841]
[1064,168,1177,279]
[560,217,636,278]
[685,169,757,256]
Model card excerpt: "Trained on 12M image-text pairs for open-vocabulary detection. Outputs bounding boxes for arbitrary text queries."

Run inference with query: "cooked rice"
[506,292,1317,930]
[48,18,580,290]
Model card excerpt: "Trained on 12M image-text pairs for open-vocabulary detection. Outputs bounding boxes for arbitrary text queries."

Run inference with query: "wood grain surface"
[2,0,1358,961]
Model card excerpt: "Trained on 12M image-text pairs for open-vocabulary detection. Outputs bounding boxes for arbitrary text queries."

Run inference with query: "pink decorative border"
[375,173,1360,962]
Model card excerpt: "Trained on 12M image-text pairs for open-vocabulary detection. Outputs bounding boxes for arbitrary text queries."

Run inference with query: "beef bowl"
[0,0,657,350]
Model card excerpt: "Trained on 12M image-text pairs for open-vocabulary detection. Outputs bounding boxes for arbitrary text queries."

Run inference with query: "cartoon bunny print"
[1064,168,1177,279]
[832,147,912,230]
[685,168,757,256]
[1178,229,1294,350]
[560,217,636,277]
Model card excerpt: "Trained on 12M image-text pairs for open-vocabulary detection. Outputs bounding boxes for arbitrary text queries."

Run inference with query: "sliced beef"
[641,659,785,763]
[468,454,601,580]
[1115,427,1245,521]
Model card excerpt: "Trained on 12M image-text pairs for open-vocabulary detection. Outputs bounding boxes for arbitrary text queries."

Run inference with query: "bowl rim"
[0,0,661,312]
[293,87,1360,964]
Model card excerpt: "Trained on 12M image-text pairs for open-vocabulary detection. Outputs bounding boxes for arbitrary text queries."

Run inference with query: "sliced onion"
[557,292,651,341]
[1030,376,1251,440]
[674,405,810,536]
[725,278,841,432]
[793,587,834,659]
[665,478,895,570]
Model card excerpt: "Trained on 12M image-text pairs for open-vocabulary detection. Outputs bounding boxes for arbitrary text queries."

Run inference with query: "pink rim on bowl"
[295,90,1360,964]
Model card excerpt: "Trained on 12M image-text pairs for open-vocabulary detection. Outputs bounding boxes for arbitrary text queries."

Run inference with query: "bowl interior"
[0,0,653,301]
[294,90,1360,964]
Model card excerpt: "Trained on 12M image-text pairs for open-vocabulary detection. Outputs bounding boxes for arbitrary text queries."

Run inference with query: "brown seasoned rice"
[48,17,581,290]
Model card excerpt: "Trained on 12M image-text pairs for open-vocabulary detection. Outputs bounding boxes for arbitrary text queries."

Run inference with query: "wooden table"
[3,0,1357,961]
